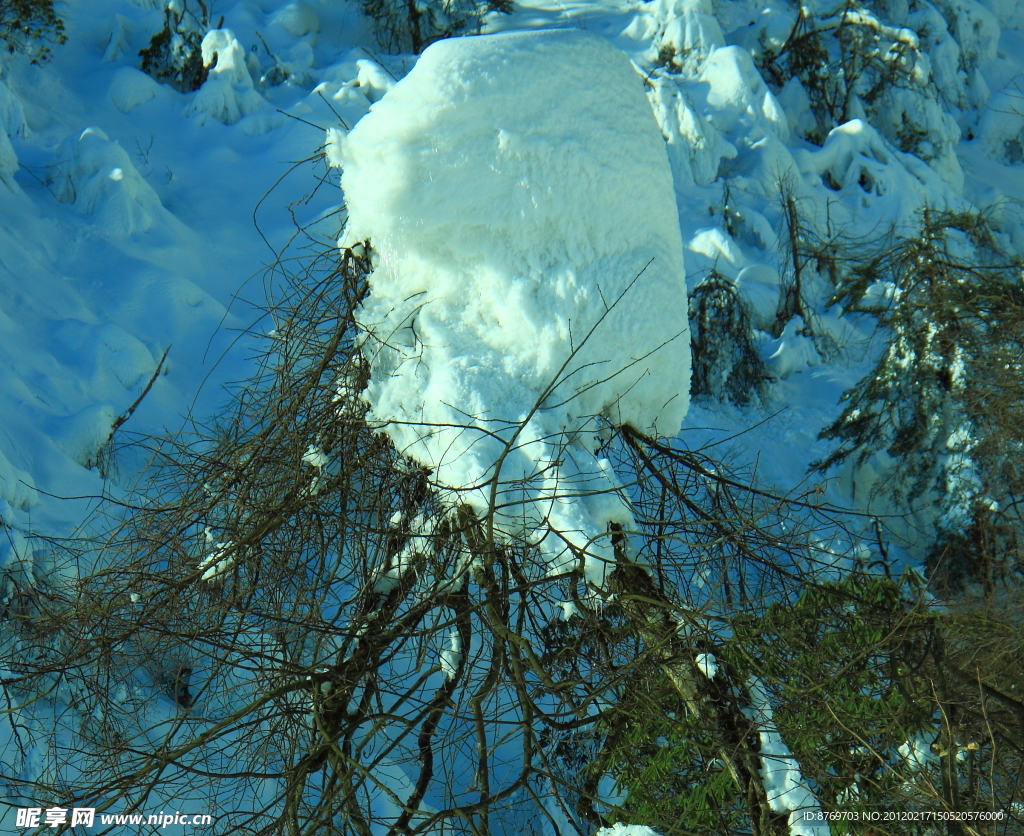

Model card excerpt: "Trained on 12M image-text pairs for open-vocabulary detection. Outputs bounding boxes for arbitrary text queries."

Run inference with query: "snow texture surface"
[341,30,691,582]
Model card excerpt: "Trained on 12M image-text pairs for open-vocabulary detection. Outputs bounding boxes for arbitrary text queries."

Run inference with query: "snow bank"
[341,30,690,582]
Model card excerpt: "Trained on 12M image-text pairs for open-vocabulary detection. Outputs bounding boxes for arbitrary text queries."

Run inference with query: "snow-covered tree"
[689,271,770,405]
[818,209,1024,597]
[0,0,65,62]
[138,0,209,92]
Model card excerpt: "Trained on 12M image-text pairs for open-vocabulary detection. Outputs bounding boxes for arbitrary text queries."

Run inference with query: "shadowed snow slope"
[340,29,690,582]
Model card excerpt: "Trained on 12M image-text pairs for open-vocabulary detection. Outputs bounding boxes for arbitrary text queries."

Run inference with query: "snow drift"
[339,29,690,581]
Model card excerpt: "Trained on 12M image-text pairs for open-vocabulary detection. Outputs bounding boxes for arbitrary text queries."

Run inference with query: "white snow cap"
[341,30,690,583]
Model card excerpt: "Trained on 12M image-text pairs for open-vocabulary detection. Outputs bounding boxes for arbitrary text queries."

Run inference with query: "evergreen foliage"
[817,209,1024,595]
[689,272,770,406]
[756,0,951,166]
[589,572,1022,833]
[360,0,513,54]
[139,1,209,93]
[759,5,916,145]
[0,0,66,63]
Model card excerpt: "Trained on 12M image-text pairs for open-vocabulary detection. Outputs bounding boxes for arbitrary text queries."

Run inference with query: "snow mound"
[50,127,165,235]
[794,120,964,226]
[761,316,819,379]
[52,319,158,390]
[699,46,789,144]
[187,29,265,125]
[0,446,38,511]
[646,71,736,189]
[109,66,160,114]
[342,30,690,582]
[52,404,116,469]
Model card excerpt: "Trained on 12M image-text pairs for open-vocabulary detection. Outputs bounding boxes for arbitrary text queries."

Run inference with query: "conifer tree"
[0,0,66,62]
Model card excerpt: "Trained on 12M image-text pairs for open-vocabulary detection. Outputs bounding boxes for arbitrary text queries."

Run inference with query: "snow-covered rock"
[341,29,690,582]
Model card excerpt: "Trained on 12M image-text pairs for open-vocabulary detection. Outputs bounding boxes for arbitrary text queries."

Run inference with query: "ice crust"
[340,30,691,581]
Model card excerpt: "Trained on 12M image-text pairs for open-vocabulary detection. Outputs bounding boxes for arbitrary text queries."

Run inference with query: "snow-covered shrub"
[688,272,770,405]
[139,1,209,93]
[644,0,725,76]
[185,29,265,125]
[0,0,65,62]
[818,209,1024,595]
[360,0,513,53]
[48,127,165,235]
[563,571,948,834]
[757,2,963,190]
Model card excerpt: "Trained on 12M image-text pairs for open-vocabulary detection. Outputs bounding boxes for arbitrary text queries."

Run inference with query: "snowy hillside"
[2,0,1024,833]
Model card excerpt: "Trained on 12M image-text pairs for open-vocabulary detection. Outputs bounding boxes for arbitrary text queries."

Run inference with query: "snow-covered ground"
[3,0,1024,830]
